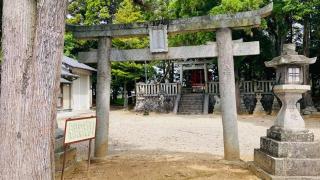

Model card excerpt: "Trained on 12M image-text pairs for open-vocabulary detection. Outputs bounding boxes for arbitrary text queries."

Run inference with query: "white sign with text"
[64,117,96,144]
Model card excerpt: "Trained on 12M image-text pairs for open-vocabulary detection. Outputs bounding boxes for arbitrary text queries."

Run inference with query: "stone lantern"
[250,44,320,179]
[265,43,317,130]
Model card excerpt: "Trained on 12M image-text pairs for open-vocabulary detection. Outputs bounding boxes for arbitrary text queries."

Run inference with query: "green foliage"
[113,0,149,49]
[142,0,171,20]
[112,62,144,81]
[210,0,264,14]
[111,0,155,96]
[67,0,112,25]
[169,0,217,18]
[283,0,320,20]
[114,0,144,23]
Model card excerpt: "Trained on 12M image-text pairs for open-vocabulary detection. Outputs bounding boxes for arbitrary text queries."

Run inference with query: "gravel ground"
[57,110,320,161]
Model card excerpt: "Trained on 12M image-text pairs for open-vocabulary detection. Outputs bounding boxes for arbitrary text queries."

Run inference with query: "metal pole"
[87,139,92,171]
[61,145,67,180]
[145,60,148,83]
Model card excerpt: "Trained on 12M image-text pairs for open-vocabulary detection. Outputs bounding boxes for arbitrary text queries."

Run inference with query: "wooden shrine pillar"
[204,64,208,93]
[216,28,240,160]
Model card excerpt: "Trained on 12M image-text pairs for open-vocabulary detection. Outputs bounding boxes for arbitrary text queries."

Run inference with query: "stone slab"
[254,149,320,176]
[248,161,320,180]
[267,126,314,142]
[78,42,260,63]
[260,137,320,158]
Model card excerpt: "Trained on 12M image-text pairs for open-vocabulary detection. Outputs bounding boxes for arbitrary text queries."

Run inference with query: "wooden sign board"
[64,116,96,144]
[61,116,96,180]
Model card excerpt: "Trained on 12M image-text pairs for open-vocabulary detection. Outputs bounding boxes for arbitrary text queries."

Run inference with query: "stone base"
[250,127,320,179]
[260,137,320,158]
[254,149,320,176]
[248,162,320,180]
[267,126,314,142]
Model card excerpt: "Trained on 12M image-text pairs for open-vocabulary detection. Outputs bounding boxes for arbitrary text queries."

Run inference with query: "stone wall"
[135,95,176,113]
[136,94,278,114]
[210,94,279,114]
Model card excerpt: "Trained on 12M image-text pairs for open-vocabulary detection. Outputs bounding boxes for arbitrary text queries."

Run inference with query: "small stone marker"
[253,93,264,115]
[213,95,221,113]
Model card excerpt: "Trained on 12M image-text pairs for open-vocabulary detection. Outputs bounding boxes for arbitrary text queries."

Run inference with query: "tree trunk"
[303,18,311,57]
[0,0,67,179]
[302,18,314,108]
[123,82,128,109]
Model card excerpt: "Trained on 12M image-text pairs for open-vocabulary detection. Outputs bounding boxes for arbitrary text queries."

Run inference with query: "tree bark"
[0,0,67,179]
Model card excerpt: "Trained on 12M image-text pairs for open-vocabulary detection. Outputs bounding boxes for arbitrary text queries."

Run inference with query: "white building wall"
[71,69,92,111]
[62,84,71,110]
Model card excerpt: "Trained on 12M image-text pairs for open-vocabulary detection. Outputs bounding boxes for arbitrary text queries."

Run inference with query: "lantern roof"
[265,44,317,68]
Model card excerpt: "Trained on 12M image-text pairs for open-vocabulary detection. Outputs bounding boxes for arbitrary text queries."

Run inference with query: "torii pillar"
[216,28,240,160]
[95,37,112,157]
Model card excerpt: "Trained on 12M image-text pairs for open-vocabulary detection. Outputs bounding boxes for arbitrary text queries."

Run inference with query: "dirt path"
[63,151,259,180]
[57,110,320,179]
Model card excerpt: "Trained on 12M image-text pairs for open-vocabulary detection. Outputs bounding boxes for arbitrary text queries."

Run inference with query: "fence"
[208,82,220,94]
[137,80,276,96]
[136,83,180,96]
[241,80,275,94]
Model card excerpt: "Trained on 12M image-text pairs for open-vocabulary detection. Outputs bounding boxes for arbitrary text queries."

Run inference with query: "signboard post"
[61,116,96,180]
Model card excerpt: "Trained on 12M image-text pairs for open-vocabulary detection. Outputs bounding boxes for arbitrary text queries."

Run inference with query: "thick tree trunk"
[0,0,67,179]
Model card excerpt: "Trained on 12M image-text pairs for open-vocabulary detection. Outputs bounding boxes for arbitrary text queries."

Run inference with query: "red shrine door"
[191,70,205,90]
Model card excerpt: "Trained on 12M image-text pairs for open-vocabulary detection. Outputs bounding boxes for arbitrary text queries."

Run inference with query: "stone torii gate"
[67,3,273,160]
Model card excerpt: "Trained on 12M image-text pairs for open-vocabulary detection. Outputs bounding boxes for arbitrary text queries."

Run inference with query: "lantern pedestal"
[250,85,320,179]
[273,85,310,131]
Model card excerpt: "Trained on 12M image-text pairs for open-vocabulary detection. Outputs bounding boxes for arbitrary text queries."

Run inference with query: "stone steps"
[179,105,203,109]
[178,93,204,114]
[178,111,204,115]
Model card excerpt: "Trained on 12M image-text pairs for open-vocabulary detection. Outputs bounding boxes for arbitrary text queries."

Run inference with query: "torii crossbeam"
[66,3,273,161]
